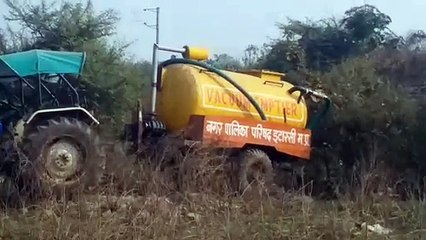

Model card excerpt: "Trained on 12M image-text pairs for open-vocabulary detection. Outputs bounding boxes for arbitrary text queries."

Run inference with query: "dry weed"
[0,143,424,239]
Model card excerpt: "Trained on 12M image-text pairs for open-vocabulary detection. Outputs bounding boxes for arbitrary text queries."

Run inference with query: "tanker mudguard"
[25,106,99,126]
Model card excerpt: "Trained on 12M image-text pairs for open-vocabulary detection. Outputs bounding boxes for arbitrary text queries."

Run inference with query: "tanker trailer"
[122,43,331,193]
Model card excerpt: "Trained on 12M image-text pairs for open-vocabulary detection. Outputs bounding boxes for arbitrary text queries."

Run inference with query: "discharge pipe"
[288,86,331,130]
[149,43,267,121]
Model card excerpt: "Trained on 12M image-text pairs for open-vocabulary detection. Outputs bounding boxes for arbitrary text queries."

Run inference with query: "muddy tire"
[236,149,273,194]
[19,117,104,198]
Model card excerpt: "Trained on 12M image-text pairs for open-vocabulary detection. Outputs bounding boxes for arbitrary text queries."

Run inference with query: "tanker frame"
[122,43,331,193]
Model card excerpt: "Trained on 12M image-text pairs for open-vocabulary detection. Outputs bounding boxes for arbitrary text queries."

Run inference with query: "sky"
[1,0,426,62]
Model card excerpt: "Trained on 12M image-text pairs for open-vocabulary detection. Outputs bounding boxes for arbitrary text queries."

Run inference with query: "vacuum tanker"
[156,64,309,133]
[123,43,330,193]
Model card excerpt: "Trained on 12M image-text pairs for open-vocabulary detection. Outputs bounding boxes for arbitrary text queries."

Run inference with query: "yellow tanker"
[156,64,309,133]
[122,44,331,195]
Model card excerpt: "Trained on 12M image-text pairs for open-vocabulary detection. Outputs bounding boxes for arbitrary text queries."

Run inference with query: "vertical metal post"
[144,7,160,44]
[144,7,160,114]
[155,7,159,45]
[150,43,159,114]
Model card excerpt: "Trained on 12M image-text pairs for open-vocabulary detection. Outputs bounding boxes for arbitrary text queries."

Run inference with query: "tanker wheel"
[236,149,273,194]
[19,117,104,199]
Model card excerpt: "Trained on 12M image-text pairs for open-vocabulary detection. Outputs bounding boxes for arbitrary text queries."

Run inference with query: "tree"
[0,30,7,54]
[242,44,263,69]
[207,53,243,70]
[260,4,400,73]
[4,0,119,51]
[341,5,395,49]
[252,4,426,194]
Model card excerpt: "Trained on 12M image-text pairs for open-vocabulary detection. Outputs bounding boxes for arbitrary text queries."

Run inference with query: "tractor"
[122,44,332,193]
[0,49,104,200]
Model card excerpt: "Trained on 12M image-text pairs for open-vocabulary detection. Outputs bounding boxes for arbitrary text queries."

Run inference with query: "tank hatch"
[237,69,285,82]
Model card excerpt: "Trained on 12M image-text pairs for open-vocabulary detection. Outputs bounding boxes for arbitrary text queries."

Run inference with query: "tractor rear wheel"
[20,117,104,198]
[236,149,274,194]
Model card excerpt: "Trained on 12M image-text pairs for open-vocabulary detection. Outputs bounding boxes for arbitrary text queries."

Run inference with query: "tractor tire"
[19,117,104,198]
[236,149,274,194]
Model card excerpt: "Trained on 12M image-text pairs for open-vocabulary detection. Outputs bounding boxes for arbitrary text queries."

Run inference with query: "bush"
[308,56,419,193]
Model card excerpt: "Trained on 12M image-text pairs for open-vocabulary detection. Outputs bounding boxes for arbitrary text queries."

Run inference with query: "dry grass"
[0,147,425,240]
[0,191,424,239]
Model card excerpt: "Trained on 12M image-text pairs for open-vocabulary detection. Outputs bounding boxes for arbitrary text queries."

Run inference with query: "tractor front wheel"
[20,117,104,198]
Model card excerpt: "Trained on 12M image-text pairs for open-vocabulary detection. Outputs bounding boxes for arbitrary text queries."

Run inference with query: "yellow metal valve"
[182,46,209,61]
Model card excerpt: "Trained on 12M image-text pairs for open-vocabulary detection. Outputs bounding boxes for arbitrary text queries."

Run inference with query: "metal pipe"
[156,45,186,54]
[143,7,160,44]
[155,7,160,44]
[150,43,187,114]
[288,86,331,130]
[150,44,159,113]
[40,82,59,106]
[59,74,80,106]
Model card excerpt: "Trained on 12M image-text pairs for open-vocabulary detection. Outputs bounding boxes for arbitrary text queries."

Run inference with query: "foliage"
[3,0,119,51]
[207,53,243,70]
[0,31,7,54]
[242,44,264,69]
[317,57,417,132]
[250,4,426,192]
[259,5,400,74]
[369,37,426,172]
[313,57,418,166]
[209,46,268,70]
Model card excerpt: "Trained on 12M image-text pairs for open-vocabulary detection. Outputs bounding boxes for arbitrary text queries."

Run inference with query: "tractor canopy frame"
[0,49,88,122]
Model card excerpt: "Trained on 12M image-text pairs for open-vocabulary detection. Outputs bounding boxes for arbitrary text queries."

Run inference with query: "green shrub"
[308,56,419,191]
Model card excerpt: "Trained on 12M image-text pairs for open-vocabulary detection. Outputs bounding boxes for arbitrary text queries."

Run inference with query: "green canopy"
[0,49,86,78]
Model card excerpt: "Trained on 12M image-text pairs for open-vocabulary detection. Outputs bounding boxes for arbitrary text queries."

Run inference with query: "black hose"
[158,58,267,121]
